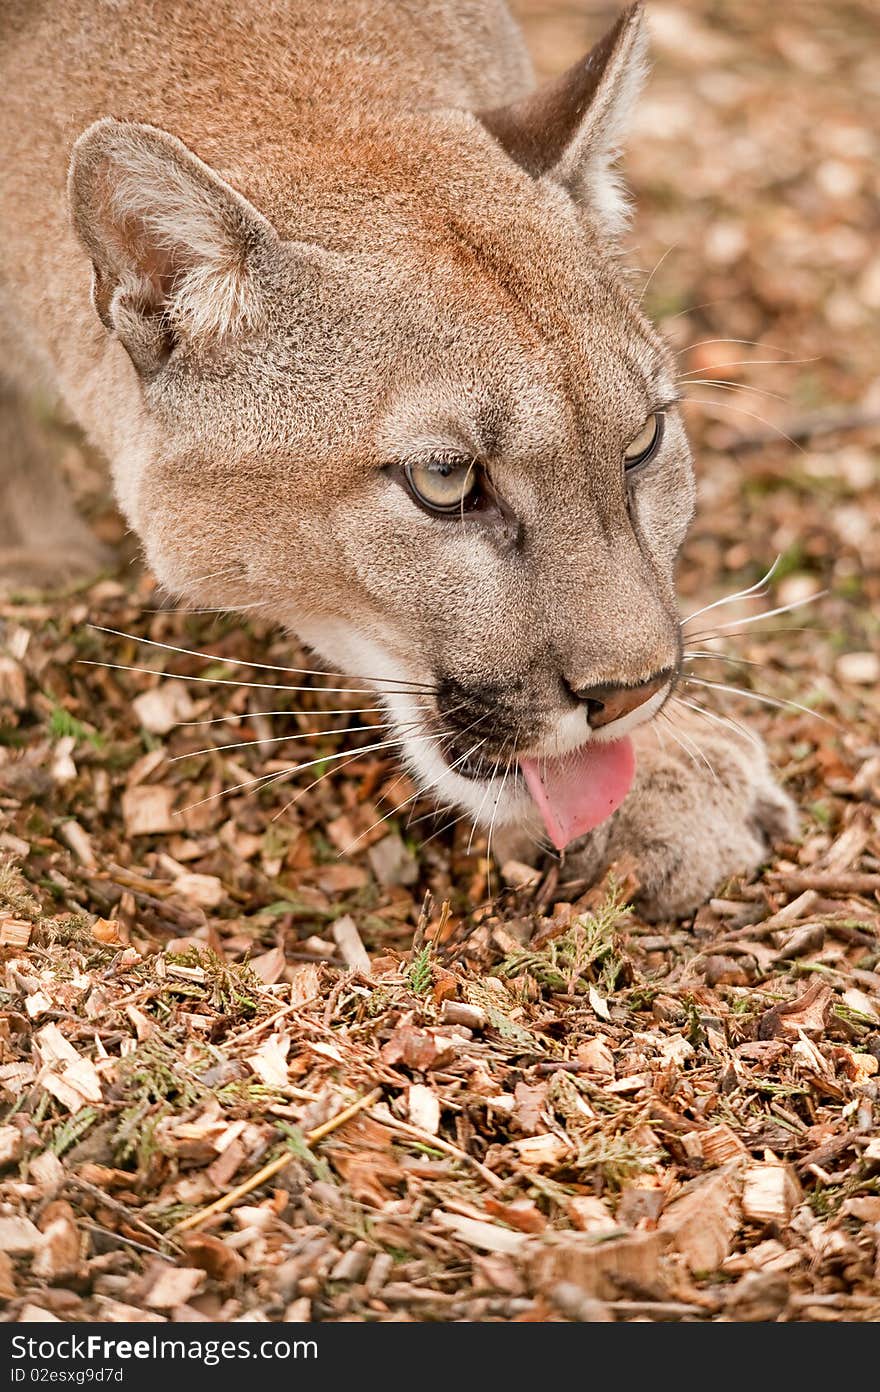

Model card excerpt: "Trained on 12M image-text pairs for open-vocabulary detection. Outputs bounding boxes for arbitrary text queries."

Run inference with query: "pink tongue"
[519,737,635,851]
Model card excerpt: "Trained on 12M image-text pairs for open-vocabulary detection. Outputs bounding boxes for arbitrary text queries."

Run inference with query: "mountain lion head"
[69,5,694,848]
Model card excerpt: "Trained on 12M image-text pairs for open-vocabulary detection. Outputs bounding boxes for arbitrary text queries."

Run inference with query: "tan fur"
[0,0,796,915]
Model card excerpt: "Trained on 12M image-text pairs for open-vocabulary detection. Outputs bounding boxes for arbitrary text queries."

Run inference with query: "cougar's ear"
[478,3,647,238]
[69,118,277,374]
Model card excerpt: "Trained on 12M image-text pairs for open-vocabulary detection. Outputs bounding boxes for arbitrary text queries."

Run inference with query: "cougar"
[0,0,796,917]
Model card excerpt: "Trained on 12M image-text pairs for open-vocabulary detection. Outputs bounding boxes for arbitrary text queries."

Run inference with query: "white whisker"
[681,556,781,627]
[169,720,409,761]
[417,808,474,848]
[639,243,678,304]
[683,650,766,668]
[483,744,516,902]
[269,746,393,821]
[685,590,827,643]
[677,378,789,404]
[660,712,712,779]
[80,658,395,697]
[677,337,799,358]
[686,625,827,645]
[680,395,805,453]
[672,695,761,749]
[677,356,819,373]
[176,728,445,814]
[87,624,436,691]
[138,600,271,615]
[269,710,468,825]
[340,737,489,855]
[176,707,388,725]
[466,751,504,855]
[684,676,835,726]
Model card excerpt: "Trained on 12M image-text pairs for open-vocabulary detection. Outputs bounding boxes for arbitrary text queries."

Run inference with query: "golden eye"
[405,458,480,513]
[623,412,664,471]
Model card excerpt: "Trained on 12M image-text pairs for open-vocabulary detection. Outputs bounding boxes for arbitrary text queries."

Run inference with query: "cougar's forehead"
[376,299,676,507]
[381,201,677,459]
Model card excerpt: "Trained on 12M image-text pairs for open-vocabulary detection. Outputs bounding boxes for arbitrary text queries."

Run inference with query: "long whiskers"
[340,736,491,855]
[485,740,518,897]
[328,704,492,850]
[272,702,476,829]
[677,337,802,358]
[87,624,436,691]
[677,356,819,373]
[680,394,805,453]
[268,743,407,823]
[169,720,402,761]
[684,676,835,727]
[659,708,718,780]
[677,378,789,405]
[466,750,504,856]
[176,706,388,725]
[176,726,450,815]
[79,658,429,699]
[680,555,781,627]
[684,590,827,644]
[671,695,761,749]
[683,650,766,669]
[170,699,475,764]
[638,242,679,304]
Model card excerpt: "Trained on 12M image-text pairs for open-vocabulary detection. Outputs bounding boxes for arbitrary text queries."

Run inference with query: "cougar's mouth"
[436,711,651,850]
[386,675,667,852]
[517,737,636,850]
[453,751,510,781]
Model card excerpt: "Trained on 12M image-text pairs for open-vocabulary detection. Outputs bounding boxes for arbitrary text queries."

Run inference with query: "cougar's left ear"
[478,3,647,238]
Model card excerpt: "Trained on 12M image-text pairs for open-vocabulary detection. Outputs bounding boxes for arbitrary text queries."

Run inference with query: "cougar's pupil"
[406,459,478,512]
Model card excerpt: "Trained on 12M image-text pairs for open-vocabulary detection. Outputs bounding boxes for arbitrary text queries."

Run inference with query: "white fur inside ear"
[70,119,271,348]
[553,15,649,239]
[109,140,262,339]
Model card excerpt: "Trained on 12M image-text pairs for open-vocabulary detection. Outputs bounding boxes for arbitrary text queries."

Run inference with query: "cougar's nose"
[570,671,672,730]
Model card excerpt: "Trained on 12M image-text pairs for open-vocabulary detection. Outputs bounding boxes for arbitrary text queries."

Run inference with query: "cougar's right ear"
[69,118,277,375]
[478,3,648,239]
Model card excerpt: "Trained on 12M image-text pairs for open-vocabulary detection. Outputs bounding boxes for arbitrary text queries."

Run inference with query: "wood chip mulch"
[0,0,878,1323]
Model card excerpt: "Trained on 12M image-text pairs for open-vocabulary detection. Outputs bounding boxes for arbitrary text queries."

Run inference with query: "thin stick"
[368,1108,505,1191]
[68,1175,181,1252]
[172,1087,383,1233]
[227,993,322,1050]
[81,1221,178,1262]
[768,871,880,896]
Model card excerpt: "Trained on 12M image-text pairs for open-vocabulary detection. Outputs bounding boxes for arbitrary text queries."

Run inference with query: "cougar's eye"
[404,457,481,513]
[623,412,664,472]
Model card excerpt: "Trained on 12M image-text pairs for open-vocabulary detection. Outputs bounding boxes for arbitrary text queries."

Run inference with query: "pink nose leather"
[577,674,668,729]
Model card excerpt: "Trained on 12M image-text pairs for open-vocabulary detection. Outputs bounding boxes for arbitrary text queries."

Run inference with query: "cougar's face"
[316,230,693,834]
[137,146,694,837]
[68,6,692,843]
